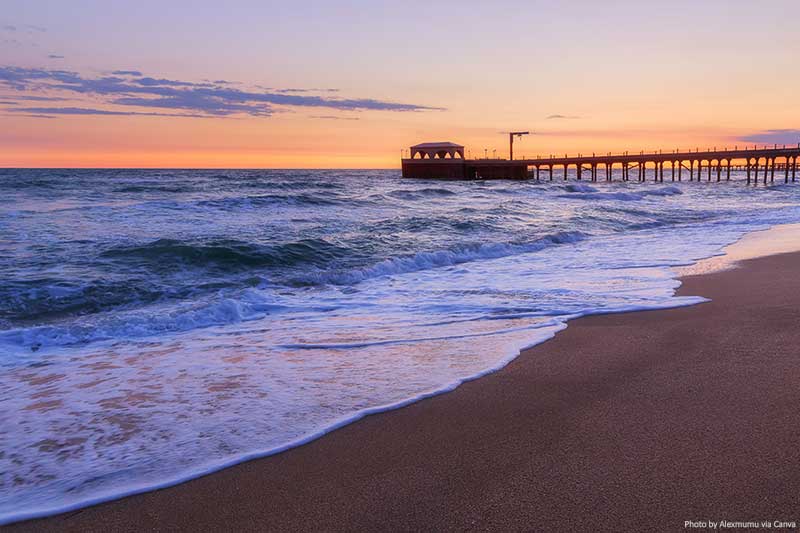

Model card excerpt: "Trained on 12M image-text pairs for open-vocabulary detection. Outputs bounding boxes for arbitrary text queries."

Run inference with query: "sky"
[1,0,799,168]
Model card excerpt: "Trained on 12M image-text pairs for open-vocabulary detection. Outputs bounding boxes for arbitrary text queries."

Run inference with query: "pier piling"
[786,158,790,183]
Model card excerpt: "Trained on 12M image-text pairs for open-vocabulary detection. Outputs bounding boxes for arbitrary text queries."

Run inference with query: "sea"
[2,168,800,523]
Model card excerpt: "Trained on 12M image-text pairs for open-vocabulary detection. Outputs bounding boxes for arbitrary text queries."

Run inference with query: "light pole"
[508,131,530,160]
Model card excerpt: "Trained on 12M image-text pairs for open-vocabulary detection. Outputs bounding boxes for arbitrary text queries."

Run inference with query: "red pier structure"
[401,141,800,185]
[401,142,528,180]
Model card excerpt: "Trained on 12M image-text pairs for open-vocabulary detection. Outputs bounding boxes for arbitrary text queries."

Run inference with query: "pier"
[402,142,800,185]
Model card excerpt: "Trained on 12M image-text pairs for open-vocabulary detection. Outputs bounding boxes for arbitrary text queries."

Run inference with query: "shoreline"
[9,225,800,531]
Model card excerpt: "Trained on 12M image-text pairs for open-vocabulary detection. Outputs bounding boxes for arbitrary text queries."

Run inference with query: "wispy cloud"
[4,113,57,119]
[1,94,68,101]
[12,106,208,118]
[2,24,45,33]
[546,114,581,120]
[738,129,800,145]
[48,54,64,59]
[1,24,44,49]
[309,115,360,121]
[276,88,339,94]
[0,66,443,119]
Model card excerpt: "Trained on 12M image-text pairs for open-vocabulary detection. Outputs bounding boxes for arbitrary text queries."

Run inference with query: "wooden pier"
[401,142,800,185]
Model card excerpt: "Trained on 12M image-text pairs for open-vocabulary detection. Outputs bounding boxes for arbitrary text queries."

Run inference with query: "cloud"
[0,66,442,118]
[0,66,84,90]
[309,115,360,121]
[0,94,67,101]
[5,113,57,119]
[546,114,581,120]
[48,54,64,59]
[275,88,340,94]
[2,24,45,33]
[10,106,206,118]
[132,76,208,88]
[111,95,273,116]
[738,129,800,145]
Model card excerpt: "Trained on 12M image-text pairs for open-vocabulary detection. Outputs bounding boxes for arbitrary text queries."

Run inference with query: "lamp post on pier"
[508,131,530,160]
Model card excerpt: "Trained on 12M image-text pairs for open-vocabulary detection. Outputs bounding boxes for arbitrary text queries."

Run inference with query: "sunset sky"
[2,0,799,168]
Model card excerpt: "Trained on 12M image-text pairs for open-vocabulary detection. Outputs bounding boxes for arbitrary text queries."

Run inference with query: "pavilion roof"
[410,142,464,149]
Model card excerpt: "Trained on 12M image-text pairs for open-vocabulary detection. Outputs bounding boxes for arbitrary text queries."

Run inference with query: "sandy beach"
[11,244,800,532]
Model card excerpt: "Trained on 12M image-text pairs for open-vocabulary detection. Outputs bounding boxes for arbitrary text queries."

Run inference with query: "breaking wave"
[299,231,587,285]
[102,238,349,271]
[0,289,286,350]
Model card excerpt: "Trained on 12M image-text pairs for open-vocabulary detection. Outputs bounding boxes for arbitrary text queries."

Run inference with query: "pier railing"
[518,144,800,185]
[520,143,800,163]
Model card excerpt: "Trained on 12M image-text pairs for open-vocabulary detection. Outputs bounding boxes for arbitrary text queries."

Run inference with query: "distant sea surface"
[2,168,800,523]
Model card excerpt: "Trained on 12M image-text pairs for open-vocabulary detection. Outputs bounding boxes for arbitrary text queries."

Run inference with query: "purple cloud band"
[0,66,443,118]
[738,129,800,145]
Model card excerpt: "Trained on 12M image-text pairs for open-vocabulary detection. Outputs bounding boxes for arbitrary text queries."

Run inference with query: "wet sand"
[11,250,800,531]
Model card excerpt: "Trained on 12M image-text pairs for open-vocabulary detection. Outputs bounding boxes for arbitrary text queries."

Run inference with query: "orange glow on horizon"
[3,112,797,169]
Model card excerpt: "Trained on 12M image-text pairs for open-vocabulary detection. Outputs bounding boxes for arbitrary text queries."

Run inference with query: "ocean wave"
[0,289,288,351]
[386,187,457,200]
[370,215,498,234]
[101,238,349,271]
[196,192,350,209]
[563,183,599,193]
[297,231,586,285]
[0,279,168,323]
[559,185,683,202]
[114,184,196,194]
